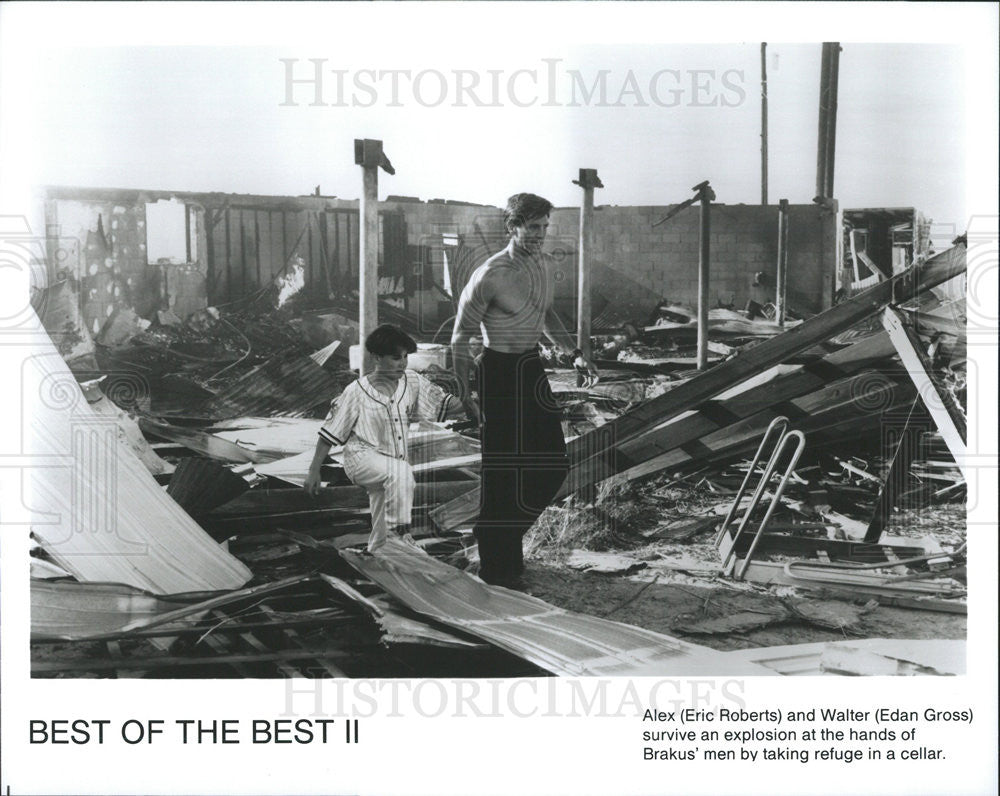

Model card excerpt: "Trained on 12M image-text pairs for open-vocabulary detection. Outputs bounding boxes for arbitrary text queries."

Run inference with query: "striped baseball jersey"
[318,371,455,460]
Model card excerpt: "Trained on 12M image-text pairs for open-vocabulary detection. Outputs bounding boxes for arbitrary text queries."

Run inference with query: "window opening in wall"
[146,199,196,264]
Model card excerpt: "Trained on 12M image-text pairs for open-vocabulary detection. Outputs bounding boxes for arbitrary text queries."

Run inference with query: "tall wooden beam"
[696,181,716,370]
[760,43,768,205]
[816,42,841,199]
[573,168,603,369]
[354,138,394,375]
[776,199,789,326]
[824,43,841,198]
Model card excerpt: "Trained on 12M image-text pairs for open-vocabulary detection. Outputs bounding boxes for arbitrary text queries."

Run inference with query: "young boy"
[304,325,457,553]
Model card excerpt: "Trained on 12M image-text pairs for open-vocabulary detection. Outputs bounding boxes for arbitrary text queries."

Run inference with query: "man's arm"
[450,268,493,401]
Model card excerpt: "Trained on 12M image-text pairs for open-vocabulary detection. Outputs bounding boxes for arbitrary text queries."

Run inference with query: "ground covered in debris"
[30,247,969,677]
[514,476,966,652]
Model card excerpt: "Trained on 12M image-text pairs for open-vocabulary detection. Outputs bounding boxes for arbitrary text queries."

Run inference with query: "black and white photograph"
[1,3,996,794]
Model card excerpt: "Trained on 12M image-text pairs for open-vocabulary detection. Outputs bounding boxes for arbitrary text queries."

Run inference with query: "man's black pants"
[474,348,568,584]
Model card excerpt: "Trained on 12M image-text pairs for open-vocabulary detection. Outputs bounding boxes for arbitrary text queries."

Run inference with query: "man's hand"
[462,395,482,427]
[572,349,600,388]
[303,467,323,497]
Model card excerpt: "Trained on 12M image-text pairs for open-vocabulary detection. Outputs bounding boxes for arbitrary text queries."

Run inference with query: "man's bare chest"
[489,265,550,317]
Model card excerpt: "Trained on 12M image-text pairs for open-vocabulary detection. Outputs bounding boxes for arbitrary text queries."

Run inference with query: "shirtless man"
[452,192,598,587]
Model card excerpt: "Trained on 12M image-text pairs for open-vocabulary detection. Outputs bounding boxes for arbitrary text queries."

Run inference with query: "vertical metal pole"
[697,189,711,370]
[776,199,789,326]
[760,43,768,206]
[359,165,378,375]
[574,168,603,370]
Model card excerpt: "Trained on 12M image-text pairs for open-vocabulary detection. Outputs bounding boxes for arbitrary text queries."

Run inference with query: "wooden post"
[573,168,603,371]
[824,43,841,198]
[815,43,832,199]
[354,138,395,375]
[696,182,716,370]
[776,199,789,326]
[760,43,768,206]
[816,42,841,199]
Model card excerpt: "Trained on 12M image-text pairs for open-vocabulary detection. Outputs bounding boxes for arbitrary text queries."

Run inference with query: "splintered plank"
[616,372,917,481]
[614,334,897,467]
[339,537,772,676]
[560,244,966,496]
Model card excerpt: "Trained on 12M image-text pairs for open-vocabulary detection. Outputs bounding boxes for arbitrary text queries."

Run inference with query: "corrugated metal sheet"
[205,354,356,419]
[340,538,771,677]
[27,316,252,594]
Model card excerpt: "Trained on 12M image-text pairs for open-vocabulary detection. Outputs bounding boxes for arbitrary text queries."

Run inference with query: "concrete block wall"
[548,202,836,315]
[46,188,837,344]
[383,200,504,248]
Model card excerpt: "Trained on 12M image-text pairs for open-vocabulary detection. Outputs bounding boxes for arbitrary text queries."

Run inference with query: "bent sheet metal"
[340,537,770,677]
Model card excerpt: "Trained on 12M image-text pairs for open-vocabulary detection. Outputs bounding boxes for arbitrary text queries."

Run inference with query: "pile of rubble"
[29,243,968,678]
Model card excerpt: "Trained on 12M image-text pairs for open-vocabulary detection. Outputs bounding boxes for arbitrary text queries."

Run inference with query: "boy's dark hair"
[503,193,553,233]
[365,324,417,356]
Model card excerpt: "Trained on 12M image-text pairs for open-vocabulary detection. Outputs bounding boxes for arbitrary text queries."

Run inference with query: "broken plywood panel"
[339,537,772,676]
[25,322,251,594]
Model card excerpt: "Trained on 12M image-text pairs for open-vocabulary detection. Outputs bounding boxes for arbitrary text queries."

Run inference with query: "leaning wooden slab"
[339,537,772,677]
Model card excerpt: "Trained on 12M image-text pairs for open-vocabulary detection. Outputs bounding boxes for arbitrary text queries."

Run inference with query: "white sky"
[1,3,995,234]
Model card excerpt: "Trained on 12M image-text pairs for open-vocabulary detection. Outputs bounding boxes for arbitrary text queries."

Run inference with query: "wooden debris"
[645,516,719,542]
[561,244,966,497]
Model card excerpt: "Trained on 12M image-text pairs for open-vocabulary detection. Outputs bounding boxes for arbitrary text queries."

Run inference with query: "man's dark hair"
[365,324,417,356]
[503,193,553,233]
